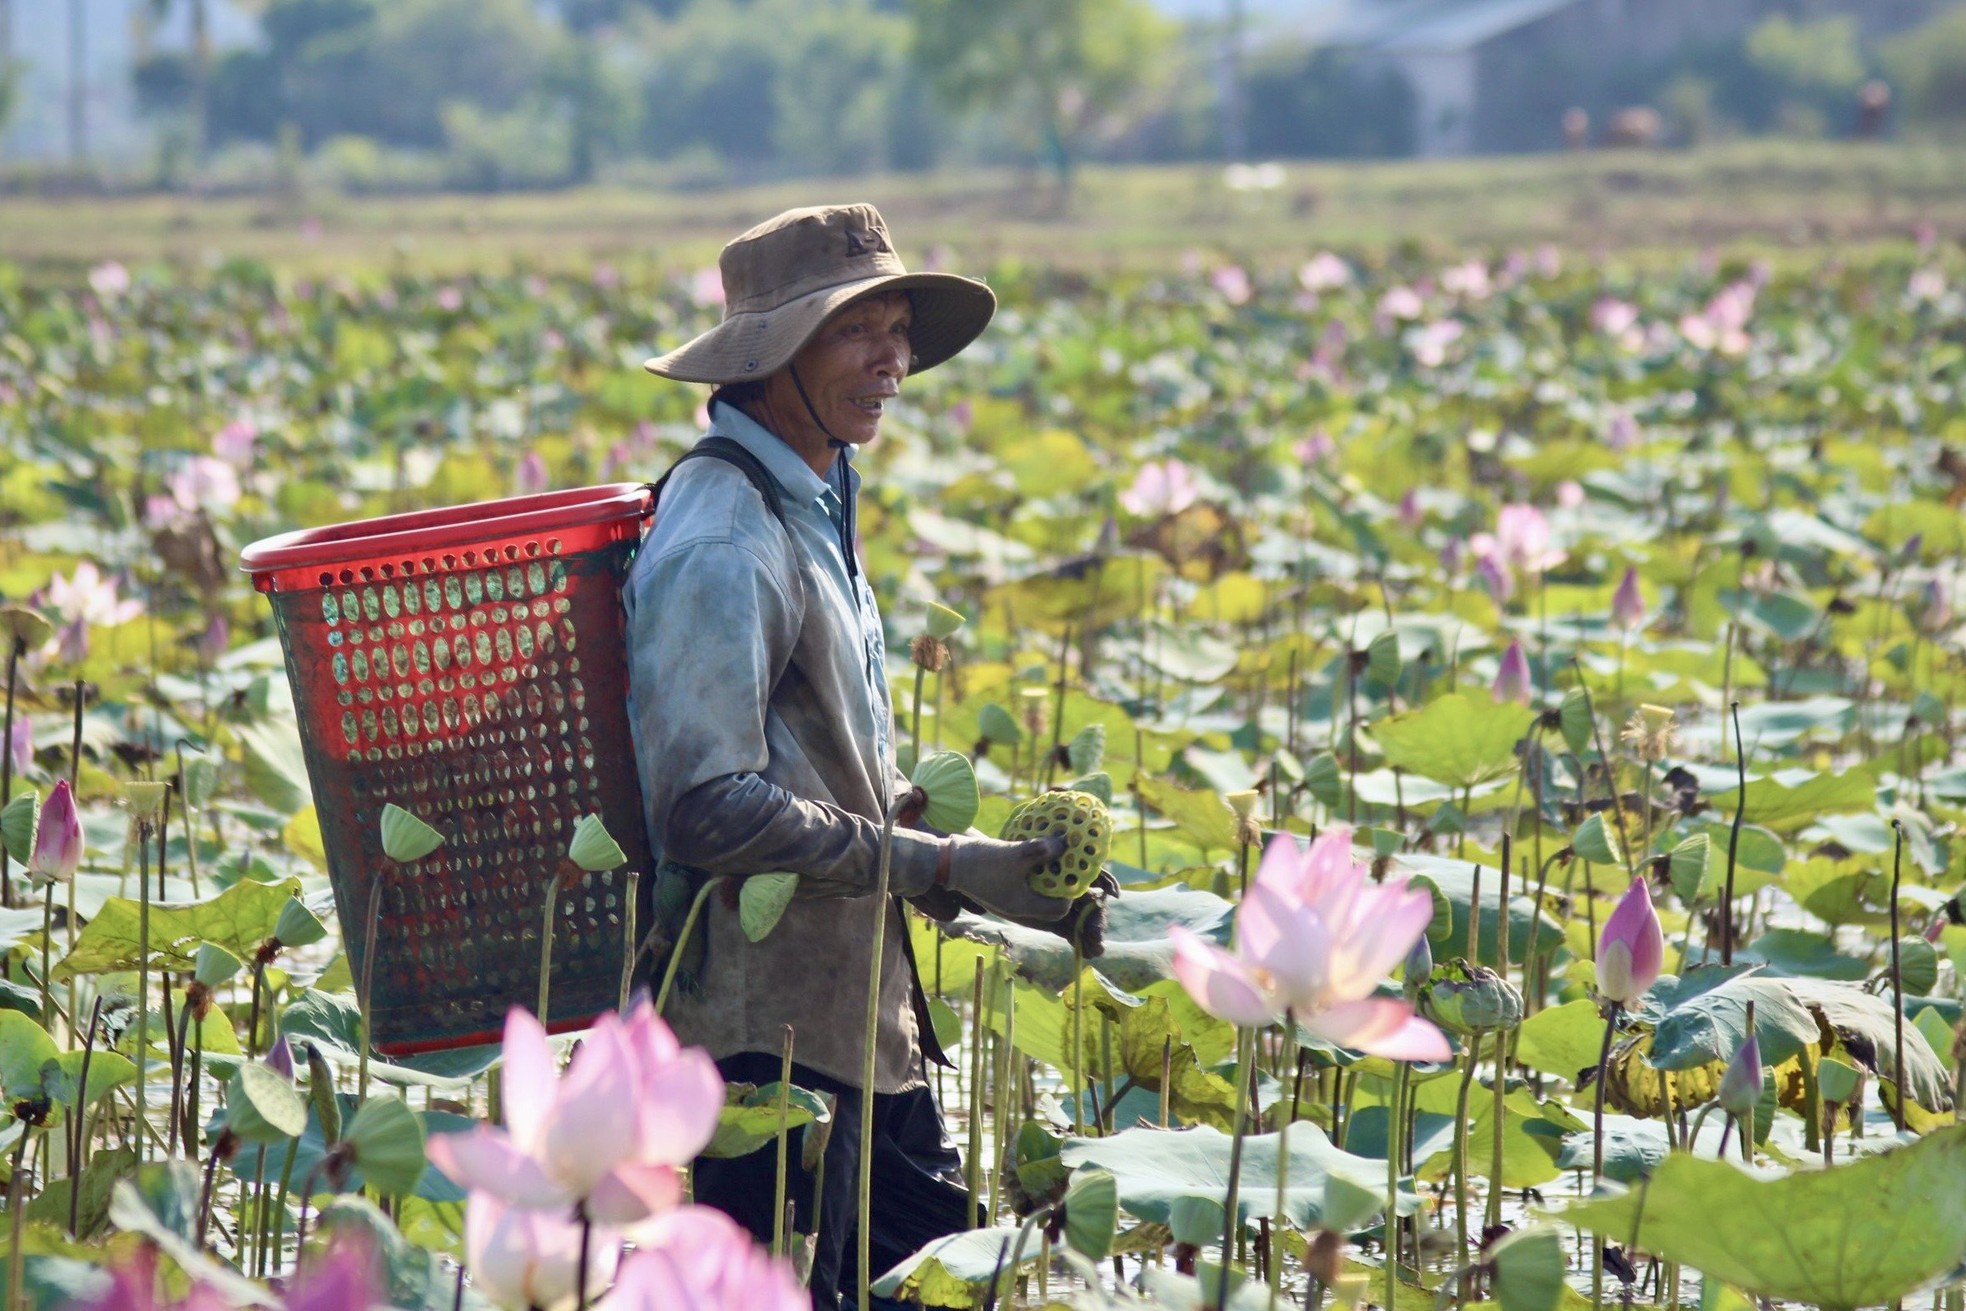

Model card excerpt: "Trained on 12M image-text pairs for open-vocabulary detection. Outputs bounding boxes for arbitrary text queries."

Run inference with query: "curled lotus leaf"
[912,750,981,835]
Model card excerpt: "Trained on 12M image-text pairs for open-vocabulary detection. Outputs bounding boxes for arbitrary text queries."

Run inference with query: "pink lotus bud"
[1611,566,1646,630]
[1492,640,1532,705]
[1717,1028,1763,1118]
[30,779,83,884]
[1398,489,1422,529]
[7,716,28,776]
[1914,578,1950,635]
[1596,877,1664,1006]
[1475,554,1514,605]
[516,452,550,498]
[264,1034,297,1083]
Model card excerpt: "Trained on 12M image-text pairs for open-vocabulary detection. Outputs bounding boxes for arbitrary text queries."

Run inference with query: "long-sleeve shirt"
[624,402,938,1091]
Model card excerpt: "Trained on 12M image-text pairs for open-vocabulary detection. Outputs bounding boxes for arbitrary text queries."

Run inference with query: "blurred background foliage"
[7,0,1966,193]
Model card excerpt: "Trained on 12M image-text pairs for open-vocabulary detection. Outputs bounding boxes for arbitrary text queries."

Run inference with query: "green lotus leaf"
[1572,813,1622,866]
[1,791,37,866]
[225,1063,308,1143]
[1068,772,1115,806]
[738,872,799,943]
[1371,693,1535,789]
[1060,1166,1119,1260]
[0,1011,59,1104]
[1557,1125,1966,1310]
[1366,628,1402,687]
[976,703,1022,747]
[1557,687,1595,757]
[566,813,627,872]
[870,1225,1039,1309]
[1894,936,1939,997]
[344,1092,428,1195]
[925,602,966,639]
[274,898,328,949]
[1166,1194,1226,1248]
[0,607,55,651]
[912,750,981,834]
[1666,832,1714,903]
[194,942,243,990]
[1492,1226,1567,1311]
[1058,1123,1421,1229]
[54,876,305,980]
[702,1080,830,1159]
[378,803,444,863]
[1068,723,1107,775]
[177,752,223,810]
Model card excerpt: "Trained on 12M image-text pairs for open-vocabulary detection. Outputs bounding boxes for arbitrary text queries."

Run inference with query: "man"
[626,204,1077,1310]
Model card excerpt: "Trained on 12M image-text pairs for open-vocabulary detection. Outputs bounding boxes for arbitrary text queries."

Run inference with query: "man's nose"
[872,335,909,378]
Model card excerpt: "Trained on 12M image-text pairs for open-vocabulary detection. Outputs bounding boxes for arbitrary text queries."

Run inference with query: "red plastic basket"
[242,484,655,1053]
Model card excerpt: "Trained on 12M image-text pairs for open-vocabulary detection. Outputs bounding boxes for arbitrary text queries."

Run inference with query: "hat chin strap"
[788,362,860,583]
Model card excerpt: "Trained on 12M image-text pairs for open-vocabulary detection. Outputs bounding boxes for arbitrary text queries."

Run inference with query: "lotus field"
[2,238,1966,1311]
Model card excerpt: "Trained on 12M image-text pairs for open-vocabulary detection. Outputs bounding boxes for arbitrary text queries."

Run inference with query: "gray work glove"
[936,833,1074,923]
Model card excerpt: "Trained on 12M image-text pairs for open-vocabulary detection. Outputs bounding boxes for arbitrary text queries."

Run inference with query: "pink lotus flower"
[166,457,242,516]
[467,1192,621,1311]
[1408,319,1465,368]
[1293,430,1335,465]
[1590,298,1639,336]
[1377,286,1424,322]
[435,286,465,313]
[596,1206,806,1311]
[30,779,82,884]
[426,1000,722,1224]
[1171,828,1450,1061]
[1298,253,1351,292]
[516,452,551,498]
[1120,459,1200,517]
[1596,877,1664,1006]
[1611,566,1646,630]
[1605,410,1639,451]
[1492,640,1532,706]
[41,561,142,630]
[1211,265,1253,306]
[1440,260,1491,300]
[1474,554,1513,606]
[213,419,259,468]
[88,262,131,298]
[7,716,29,776]
[688,267,726,308]
[1716,1027,1762,1119]
[286,1233,384,1311]
[1491,504,1561,571]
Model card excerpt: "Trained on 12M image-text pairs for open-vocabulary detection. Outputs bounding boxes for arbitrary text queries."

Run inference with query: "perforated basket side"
[261,525,652,1053]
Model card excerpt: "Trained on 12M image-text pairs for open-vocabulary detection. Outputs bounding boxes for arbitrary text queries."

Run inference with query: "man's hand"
[911,866,1117,958]
[942,833,1074,922]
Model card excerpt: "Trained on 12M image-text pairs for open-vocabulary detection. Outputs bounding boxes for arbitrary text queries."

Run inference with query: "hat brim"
[642,271,995,385]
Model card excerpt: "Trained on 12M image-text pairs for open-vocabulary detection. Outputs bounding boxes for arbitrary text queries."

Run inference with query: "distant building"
[1293,0,1938,156]
[1,0,259,167]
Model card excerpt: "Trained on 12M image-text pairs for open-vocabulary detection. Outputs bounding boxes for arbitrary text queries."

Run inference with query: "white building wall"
[1391,48,1479,157]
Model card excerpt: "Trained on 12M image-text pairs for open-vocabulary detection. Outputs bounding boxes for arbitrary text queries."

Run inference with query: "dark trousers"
[693,1053,972,1311]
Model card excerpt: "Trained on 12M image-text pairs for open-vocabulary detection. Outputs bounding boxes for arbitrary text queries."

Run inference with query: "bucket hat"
[643,203,996,385]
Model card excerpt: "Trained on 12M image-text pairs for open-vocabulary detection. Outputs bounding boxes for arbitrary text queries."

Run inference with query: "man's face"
[779,291,912,446]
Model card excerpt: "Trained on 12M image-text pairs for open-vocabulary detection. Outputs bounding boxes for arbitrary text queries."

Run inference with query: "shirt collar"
[707,400,844,509]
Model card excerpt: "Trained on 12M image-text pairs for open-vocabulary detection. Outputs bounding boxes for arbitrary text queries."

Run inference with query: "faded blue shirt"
[623,402,940,1090]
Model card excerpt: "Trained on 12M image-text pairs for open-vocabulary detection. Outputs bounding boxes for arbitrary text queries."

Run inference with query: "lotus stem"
[1454,1031,1482,1273]
[136,817,153,1163]
[0,637,20,909]
[911,664,926,771]
[1888,820,1907,1133]
[38,880,54,1036]
[965,972,985,1228]
[269,1131,299,1275]
[1269,1012,1293,1311]
[69,995,102,1235]
[575,1208,592,1311]
[1592,1004,1619,1181]
[990,962,1015,1221]
[170,998,193,1156]
[1386,1059,1409,1311]
[618,881,637,1013]
[538,865,568,1028]
[247,961,265,1060]
[772,1025,794,1256]
[5,1131,29,1311]
[1071,941,1086,1136]
[1721,701,1745,965]
[858,796,902,1311]
[653,876,725,1017]
[358,880,383,1104]
[1216,1026,1255,1311]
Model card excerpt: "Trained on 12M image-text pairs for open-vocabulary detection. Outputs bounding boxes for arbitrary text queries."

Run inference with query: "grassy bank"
[3,138,1965,272]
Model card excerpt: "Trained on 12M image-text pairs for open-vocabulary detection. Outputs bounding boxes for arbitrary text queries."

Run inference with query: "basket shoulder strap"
[650,435,787,527]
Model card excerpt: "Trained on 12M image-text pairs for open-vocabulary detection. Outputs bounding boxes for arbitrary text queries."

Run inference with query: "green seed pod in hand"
[1000,789,1111,899]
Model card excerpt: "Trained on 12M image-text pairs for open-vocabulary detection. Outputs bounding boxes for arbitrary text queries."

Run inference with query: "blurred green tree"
[1881,6,1966,127]
[904,0,1173,194]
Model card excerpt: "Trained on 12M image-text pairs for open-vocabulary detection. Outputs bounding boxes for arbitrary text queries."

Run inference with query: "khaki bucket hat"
[642,203,996,385]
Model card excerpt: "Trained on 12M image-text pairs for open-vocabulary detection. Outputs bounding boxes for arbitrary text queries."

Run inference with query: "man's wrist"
[885,828,945,896]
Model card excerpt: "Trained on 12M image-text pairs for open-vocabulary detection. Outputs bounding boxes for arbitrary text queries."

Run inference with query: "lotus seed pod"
[910,634,949,673]
[1000,789,1111,899]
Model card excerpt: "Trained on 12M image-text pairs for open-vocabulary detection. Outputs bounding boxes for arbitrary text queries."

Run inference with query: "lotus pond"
[0,241,1962,1311]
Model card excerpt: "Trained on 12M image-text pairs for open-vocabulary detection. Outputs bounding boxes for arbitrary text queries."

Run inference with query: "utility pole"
[1219,0,1246,160]
[68,0,88,166]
